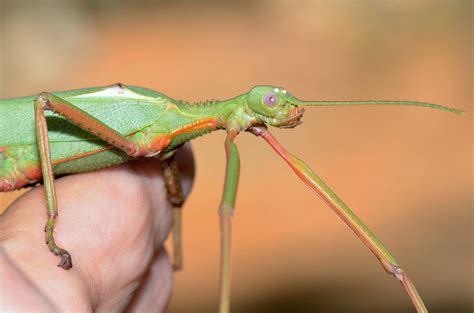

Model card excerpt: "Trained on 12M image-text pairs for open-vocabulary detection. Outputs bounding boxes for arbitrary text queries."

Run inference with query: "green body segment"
[1,84,463,190]
[0,84,236,189]
[0,83,463,313]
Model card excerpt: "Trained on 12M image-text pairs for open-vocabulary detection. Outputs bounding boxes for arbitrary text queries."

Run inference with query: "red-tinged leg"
[218,131,240,313]
[35,92,141,157]
[33,92,167,270]
[160,155,185,271]
[34,95,72,269]
[248,126,427,313]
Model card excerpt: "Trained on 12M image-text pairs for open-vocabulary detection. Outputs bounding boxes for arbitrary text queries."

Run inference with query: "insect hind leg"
[34,94,73,269]
[33,90,171,269]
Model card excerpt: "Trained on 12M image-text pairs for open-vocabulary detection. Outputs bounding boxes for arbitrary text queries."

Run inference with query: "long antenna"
[287,96,466,115]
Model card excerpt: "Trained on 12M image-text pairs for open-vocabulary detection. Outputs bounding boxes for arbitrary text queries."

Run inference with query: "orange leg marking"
[52,147,112,165]
[50,118,218,164]
[149,136,171,154]
[142,118,218,155]
[171,118,218,137]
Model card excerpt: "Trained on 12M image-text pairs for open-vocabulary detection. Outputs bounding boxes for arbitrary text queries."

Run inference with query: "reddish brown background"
[0,1,471,312]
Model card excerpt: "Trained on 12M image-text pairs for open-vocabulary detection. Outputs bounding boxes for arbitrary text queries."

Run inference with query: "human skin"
[0,144,194,312]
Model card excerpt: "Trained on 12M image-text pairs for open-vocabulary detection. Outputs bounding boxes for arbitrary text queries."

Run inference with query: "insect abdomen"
[0,146,41,191]
[0,142,132,191]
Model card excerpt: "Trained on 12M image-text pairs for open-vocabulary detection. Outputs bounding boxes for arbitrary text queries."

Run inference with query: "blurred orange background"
[0,1,471,312]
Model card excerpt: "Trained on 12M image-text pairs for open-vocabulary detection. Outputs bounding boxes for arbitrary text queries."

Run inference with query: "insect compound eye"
[263,92,278,107]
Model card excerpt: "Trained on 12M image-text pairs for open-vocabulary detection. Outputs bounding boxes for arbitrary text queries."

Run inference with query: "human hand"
[0,145,194,312]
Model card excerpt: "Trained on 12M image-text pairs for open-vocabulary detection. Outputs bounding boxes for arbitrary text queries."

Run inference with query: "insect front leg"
[160,154,185,271]
[249,126,427,313]
[34,92,164,269]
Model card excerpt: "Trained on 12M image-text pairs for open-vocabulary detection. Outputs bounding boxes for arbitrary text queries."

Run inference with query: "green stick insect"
[0,83,464,312]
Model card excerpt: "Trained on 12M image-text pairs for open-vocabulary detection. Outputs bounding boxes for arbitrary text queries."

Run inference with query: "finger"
[0,246,56,312]
[0,145,195,311]
[125,247,173,313]
[1,160,167,311]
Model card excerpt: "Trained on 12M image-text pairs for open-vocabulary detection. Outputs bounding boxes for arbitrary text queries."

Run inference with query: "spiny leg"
[218,131,240,313]
[160,154,185,271]
[249,126,427,313]
[34,92,145,269]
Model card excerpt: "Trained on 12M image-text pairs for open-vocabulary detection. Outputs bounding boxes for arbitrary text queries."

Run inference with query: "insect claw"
[57,252,73,270]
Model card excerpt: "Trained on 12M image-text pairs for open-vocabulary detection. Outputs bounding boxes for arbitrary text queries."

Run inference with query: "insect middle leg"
[218,131,240,313]
[160,154,185,271]
[34,92,165,269]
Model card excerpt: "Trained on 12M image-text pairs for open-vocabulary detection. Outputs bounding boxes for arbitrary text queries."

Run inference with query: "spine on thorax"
[152,94,252,152]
